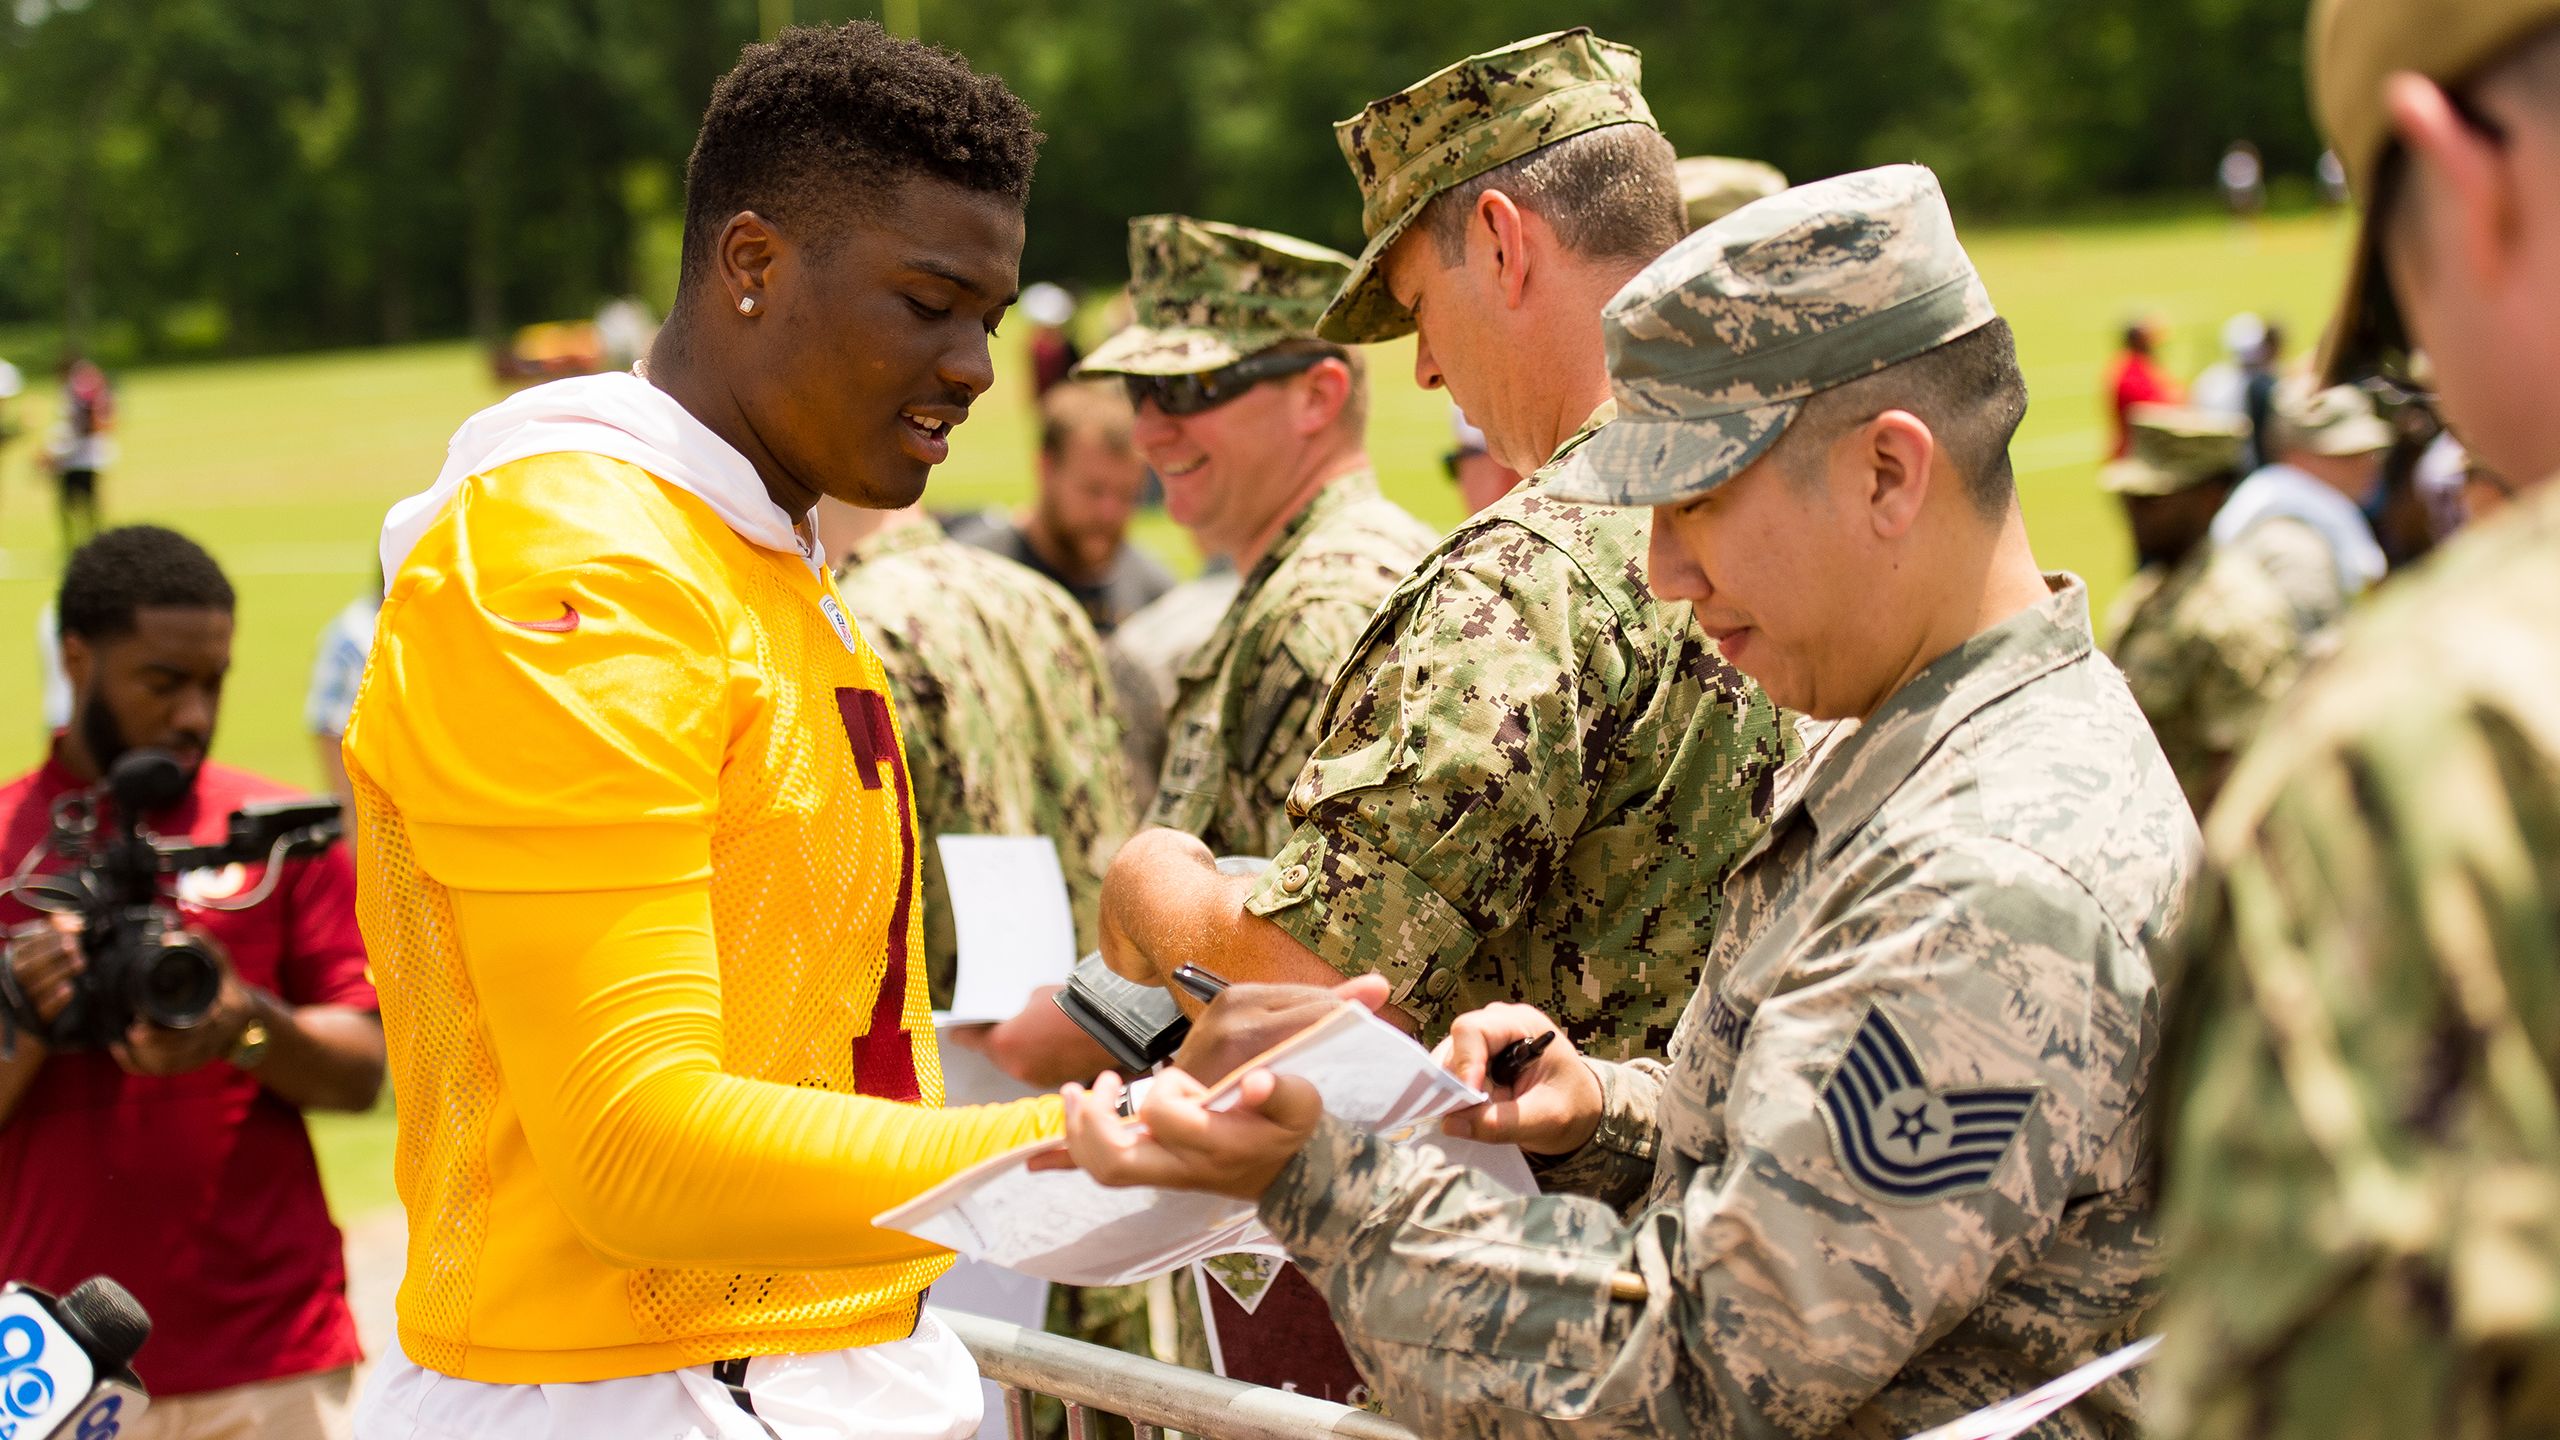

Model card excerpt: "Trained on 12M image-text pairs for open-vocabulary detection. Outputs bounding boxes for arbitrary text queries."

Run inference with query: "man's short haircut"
[1040,380,1138,461]
[1422,123,1684,270]
[678,22,1043,288]
[1261,338,1370,440]
[58,525,235,641]
[1774,318,2030,518]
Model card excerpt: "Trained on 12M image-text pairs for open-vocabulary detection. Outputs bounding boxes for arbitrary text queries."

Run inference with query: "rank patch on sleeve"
[1819,1006,2038,1204]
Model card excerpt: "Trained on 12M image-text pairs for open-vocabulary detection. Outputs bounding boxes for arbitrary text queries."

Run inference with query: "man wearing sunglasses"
[2149,0,2560,1434]
[1077,214,1437,861]
[1094,31,1787,1068]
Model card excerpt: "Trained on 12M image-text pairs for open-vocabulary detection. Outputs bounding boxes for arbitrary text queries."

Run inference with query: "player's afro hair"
[679,21,1043,285]
[58,525,235,641]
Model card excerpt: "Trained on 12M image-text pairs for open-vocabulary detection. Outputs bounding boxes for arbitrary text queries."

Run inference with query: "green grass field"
[0,206,2351,1221]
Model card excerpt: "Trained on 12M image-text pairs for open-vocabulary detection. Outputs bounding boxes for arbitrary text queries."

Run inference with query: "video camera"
[1,748,339,1052]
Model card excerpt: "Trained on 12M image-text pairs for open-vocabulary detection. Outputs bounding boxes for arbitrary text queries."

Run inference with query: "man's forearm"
[1103,827,1415,1030]
[246,997,385,1113]
[0,1038,46,1129]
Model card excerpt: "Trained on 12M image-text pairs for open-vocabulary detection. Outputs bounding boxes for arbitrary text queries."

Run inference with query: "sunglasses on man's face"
[1121,349,1329,417]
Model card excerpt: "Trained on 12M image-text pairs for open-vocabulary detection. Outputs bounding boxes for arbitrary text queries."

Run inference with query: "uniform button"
[1424,970,1457,1000]
[1279,863,1311,894]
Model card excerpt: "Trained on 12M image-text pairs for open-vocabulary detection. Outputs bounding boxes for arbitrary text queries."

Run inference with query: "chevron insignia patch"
[1819,1006,2039,1204]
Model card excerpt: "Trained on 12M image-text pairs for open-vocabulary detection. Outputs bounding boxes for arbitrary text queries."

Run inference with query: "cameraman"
[0,526,384,1440]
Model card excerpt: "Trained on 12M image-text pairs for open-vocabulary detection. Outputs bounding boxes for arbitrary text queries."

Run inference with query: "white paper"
[1899,1335,2161,1440]
[935,835,1077,1025]
[876,1004,1486,1285]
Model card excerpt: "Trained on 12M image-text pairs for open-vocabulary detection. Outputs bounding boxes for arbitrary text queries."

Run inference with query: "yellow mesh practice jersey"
[344,453,1059,1384]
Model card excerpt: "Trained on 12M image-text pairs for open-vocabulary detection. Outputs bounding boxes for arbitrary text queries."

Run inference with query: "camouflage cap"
[2269,377,2395,457]
[1549,164,1998,508]
[1317,29,1656,345]
[2099,405,2250,496]
[2310,0,2560,382]
[1077,215,1356,378]
[1676,155,1789,231]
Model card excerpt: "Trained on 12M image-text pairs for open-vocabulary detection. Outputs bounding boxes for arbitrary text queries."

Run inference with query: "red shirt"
[0,748,373,1396]
[2107,352,2182,458]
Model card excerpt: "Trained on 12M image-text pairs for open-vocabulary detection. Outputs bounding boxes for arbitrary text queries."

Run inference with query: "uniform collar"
[1526,400,1617,485]
[1251,467,1380,585]
[846,512,949,568]
[1773,575,2095,861]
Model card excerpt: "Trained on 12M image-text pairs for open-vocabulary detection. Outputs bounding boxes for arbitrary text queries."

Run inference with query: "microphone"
[0,1277,152,1439]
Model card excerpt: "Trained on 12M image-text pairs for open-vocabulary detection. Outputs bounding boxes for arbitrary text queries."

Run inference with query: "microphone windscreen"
[59,1277,149,1371]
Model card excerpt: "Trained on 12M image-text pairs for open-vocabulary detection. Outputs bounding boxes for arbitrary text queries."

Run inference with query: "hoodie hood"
[381,371,815,581]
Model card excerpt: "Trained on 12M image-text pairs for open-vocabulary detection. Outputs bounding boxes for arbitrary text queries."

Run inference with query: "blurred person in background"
[304,575,382,817]
[948,380,1171,634]
[2220,138,2269,215]
[1672,153,1787,231]
[1079,216,1437,862]
[2106,314,2181,457]
[2102,406,2305,813]
[1444,405,1522,514]
[2189,312,2265,416]
[1,525,383,1440]
[1020,281,1081,397]
[44,355,114,554]
[2151,0,2560,1430]
[0,359,22,491]
[2212,378,2392,632]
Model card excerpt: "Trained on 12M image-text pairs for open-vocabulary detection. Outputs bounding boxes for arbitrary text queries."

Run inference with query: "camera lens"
[133,931,224,1030]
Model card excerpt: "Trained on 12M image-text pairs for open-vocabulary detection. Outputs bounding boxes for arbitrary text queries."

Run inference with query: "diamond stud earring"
[738,296,759,316]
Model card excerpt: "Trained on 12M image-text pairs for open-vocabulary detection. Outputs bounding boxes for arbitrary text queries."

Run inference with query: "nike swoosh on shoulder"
[499,602,581,633]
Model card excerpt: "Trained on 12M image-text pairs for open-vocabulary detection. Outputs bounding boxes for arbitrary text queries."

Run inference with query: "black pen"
[1486,1031,1556,1089]
[1170,965,1230,1004]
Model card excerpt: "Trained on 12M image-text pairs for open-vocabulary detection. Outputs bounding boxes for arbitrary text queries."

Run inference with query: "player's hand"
[112,929,248,1079]
[1437,1003,1602,1156]
[6,915,87,1026]
[1171,975,1389,1086]
[1044,1065,1324,1202]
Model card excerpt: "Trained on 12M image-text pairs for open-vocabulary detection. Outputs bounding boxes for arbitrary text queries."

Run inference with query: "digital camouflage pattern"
[834,516,1136,1004]
[1673,154,1787,231]
[1106,569,1245,814]
[1242,406,1791,1061]
[2104,544,2306,815]
[1262,581,2198,1438]
[1319,28,1656,345]
[1551,164,1999,510]
[1146,471,1438,858]
[2219,514,2360,642]
[1077,215,1355,378]
[2149,475,2560,1440]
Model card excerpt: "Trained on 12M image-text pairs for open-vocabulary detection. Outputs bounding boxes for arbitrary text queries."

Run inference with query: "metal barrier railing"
[937,1308,1420,1440]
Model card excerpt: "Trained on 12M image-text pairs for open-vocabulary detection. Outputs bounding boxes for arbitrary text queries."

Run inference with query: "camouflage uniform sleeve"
[1222,593,1390,859]
[1264,839,2143,1438]
[1244,538,1624,1027]
[1528,1058,1665,1210]
[867,624,969,1009]
[2148,702,2560,1440]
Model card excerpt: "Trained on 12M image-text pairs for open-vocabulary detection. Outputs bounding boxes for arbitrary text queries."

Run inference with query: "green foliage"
[0,0,2325,359]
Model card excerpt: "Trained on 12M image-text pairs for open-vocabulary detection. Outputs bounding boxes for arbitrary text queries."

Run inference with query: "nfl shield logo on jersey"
[1820,1006,2038,1204]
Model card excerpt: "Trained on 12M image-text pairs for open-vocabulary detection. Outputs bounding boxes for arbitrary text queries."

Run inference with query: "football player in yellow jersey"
[343,23,1064,1439]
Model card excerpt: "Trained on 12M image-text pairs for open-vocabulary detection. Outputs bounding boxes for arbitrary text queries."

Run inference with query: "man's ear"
[59,632,92,695]
[1293,358,1353,438]
[1863,410,1937,540]
[717,211,785,317]
[2388,72,2522,297]
[1473,189,1535,310]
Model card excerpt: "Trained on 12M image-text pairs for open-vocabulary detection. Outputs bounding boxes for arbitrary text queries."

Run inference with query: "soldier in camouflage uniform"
[1059,164,2197,1440]
[2149,0,2560,1433]
[2211,379,2393,636]
[827,503,1152,1377]
[1077,216,1437,859]
[1097,30,1788,1065]
[2101,405,2306,813]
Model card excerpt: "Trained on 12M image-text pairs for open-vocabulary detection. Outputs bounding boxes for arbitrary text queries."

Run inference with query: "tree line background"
[0,0,2321,365]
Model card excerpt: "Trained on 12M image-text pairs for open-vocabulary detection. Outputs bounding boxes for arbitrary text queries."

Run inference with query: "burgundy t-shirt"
[0,749,373,1396]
